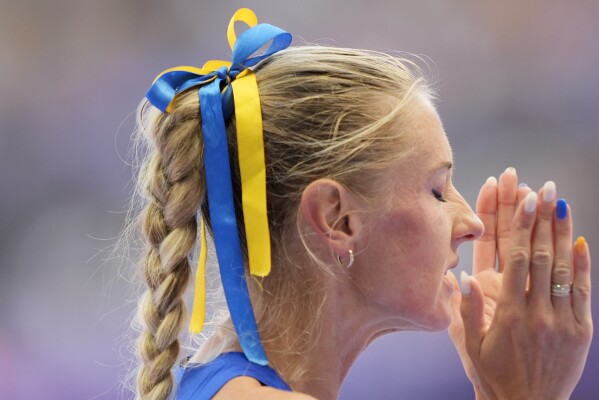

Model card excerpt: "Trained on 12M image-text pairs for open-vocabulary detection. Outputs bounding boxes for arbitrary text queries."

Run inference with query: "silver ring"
[336,249,354,268]
[551,282,572,297]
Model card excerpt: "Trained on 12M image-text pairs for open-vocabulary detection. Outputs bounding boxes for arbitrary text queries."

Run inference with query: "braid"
[129,45,431,393]
[136,94,204,400]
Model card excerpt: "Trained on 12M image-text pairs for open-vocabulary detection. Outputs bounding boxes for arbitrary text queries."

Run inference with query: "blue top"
[174,352,292,399]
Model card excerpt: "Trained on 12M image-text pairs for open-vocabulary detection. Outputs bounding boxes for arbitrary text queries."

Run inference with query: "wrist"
[474,386,498,400]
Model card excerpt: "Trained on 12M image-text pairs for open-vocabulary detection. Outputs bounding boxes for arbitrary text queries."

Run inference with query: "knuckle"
[516,214,534,229]
[573,284,591,302]
[539,209,554,221]
[584,322,594,341]
[530,315,552,336]
[509,247,530,269]
[552,262,572,280]
[577,323,594,344]
[499,309,522,326]
[531,248,553,266]
[555,221,572,236]
[479,231,495,242]
[565,324,592,348]
[496,225,511,239]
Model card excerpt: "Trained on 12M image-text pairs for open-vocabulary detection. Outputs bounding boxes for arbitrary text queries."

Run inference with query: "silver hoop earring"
[336,249,354,268]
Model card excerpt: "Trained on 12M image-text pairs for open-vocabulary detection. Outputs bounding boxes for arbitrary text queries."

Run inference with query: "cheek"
[359,206,452,311]
[379,206,446,267]
[359,209,436,289]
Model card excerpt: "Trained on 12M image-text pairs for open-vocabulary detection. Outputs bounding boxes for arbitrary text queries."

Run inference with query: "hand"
[448,168,530,397]
[459,174,593,400]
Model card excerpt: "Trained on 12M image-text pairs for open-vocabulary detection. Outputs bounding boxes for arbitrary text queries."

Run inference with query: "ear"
[299,178,363,254]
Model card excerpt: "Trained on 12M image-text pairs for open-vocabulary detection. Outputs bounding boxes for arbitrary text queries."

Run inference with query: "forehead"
[362,95,453,204]
[396,97,453,176]
[408,99,452,162]
[369,96,452,204]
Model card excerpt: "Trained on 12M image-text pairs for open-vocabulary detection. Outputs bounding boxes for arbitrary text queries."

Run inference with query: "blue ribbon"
[145,16,292,366]
[199,79,268,365]
[230,23,291,70]
[145,23,291,113]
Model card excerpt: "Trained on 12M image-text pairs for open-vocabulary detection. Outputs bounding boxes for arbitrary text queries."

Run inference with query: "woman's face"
[353,96,484,331]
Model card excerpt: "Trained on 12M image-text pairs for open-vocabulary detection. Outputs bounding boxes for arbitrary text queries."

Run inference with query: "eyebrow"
[432,161,453,172]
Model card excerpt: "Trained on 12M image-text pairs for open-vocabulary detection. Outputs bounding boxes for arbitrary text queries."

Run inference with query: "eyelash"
[432,189,448,203]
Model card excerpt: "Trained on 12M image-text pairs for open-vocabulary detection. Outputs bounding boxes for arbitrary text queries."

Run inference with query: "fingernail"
[504,166,516,174]
[519,183,528,188]
[543,181,556,203]
[486,176,497,185]
[524,192,537,214]
[556,198,568,220]
[460,271,472,296]
[575,236,587,254]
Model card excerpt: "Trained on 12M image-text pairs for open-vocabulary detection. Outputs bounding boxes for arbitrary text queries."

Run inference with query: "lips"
[447,257,459,271]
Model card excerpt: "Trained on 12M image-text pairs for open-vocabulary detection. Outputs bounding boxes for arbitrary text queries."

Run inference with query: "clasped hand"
[448,168,593,400]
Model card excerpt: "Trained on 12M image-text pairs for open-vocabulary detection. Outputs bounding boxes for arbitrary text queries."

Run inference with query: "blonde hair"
[132,45,432,399]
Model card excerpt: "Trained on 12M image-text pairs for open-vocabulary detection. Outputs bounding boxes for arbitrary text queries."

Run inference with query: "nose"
[453,196,484,246]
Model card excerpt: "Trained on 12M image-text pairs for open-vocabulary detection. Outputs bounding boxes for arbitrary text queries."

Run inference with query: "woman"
[132,9,592,400]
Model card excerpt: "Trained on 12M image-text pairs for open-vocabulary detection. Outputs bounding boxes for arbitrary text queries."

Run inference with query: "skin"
[451,172,593,399]
[214,96,483,399]
[448,168,532,393]
[211,96,593,399]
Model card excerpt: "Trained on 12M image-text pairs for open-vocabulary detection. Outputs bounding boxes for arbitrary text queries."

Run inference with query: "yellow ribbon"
[188,8,272,333]
[232,70,271,277]
[227,8,258,49]
[190,219,207,333]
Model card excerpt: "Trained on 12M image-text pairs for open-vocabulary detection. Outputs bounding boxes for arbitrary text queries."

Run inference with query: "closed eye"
[432,189,447,203]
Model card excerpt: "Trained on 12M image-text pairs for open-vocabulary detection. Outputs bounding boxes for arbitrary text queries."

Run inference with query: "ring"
[551,282,573,297]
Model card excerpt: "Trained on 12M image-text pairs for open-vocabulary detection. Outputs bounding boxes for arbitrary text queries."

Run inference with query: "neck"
[193,271,405,399]
[271,278,394,400]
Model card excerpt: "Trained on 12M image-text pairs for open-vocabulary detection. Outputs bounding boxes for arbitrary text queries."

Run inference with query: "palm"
[448,169,528,393]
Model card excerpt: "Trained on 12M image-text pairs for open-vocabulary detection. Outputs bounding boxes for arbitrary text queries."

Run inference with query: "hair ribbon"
[145,8,291,366]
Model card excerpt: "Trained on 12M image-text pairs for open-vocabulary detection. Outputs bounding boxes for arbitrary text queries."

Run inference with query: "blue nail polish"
[556,198,568,220]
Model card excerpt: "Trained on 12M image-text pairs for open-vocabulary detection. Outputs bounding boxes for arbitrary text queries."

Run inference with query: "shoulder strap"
[174,352,291,399]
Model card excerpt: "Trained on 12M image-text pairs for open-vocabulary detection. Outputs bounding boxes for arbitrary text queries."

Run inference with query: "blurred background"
[1,0,598,399]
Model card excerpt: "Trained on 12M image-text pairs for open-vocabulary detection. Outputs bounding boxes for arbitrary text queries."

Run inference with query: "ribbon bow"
[145,8,291,366]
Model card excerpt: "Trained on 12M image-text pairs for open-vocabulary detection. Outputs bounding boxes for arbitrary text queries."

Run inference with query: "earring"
[336,249,354,268]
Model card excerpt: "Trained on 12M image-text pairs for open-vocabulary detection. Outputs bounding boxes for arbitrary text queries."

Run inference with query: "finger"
[517,183,532,206]
[473,176,498,274]
[528,181,556,306]
[551,199,573,311]
[517,184,533,290]
[572,236,592,324]
[497,167,519,272]
[459,271,486,356]
[501,191,537,302]
[446,271,464,332]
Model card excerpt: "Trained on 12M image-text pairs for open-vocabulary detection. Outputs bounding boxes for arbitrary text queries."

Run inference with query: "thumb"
[446,270,467,343]
[459,271,486,355]
[446,270,462,320]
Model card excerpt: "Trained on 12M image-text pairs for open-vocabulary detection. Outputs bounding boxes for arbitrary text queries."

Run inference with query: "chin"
[419,314,452,331]
[413,300,453,332]
[433,313,453,331]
